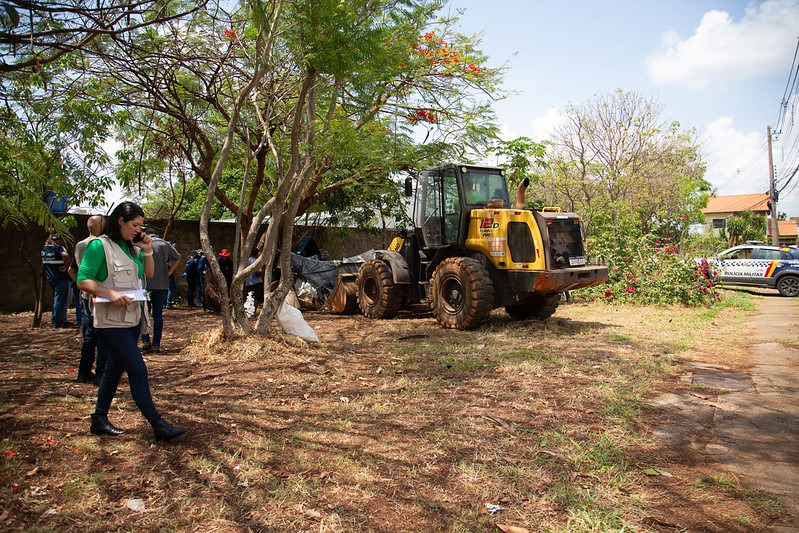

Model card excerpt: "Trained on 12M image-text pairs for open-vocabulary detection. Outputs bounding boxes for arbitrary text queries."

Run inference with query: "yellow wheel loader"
[330,164,608,330]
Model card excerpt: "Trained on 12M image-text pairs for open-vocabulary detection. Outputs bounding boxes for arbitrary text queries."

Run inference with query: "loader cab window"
[442,169,460,242]
[462,170,509,207]
[415,169,460,246]
[416,171,444,246]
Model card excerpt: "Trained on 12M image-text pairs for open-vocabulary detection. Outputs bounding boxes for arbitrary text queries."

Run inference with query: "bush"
[580,233,721,306]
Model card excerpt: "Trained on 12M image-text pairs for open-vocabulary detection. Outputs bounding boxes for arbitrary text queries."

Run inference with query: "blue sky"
[446,0,799,218]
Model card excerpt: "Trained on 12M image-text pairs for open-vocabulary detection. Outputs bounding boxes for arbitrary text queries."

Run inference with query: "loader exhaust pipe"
[515,177,530,208]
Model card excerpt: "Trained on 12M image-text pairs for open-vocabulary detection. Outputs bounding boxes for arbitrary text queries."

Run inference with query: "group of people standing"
[42,203,186,441]
[183,247,239,309]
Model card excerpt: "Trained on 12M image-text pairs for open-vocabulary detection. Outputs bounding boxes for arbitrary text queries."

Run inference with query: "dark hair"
[104,201,145,252]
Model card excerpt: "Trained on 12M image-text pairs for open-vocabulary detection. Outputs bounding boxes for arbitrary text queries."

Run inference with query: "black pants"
[95,325,161,422]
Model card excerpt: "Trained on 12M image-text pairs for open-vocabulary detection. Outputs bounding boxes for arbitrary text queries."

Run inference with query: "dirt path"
[709,293,799,530]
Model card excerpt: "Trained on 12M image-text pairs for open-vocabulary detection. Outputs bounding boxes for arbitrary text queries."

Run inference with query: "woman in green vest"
[77,201,186,441]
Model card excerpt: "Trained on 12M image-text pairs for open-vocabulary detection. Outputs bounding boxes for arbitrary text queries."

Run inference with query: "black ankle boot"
[90,413,125,436]
[76,372,95,384]
[151,419,187,441]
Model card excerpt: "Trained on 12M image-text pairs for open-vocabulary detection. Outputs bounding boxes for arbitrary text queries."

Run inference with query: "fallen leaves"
[496,525,530,533]
[639,465,674,477]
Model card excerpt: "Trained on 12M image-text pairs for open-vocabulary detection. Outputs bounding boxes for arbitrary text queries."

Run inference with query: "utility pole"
[767,126,779,245]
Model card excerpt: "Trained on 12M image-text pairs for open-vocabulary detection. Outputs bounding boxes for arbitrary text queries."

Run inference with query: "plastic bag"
[276,297,319,343]
[295,279,317,307]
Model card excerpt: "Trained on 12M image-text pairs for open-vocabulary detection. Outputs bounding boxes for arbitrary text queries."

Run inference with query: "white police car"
[712,243,799,297]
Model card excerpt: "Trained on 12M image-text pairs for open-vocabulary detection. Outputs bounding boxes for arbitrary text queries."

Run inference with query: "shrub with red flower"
[580,231,722,306]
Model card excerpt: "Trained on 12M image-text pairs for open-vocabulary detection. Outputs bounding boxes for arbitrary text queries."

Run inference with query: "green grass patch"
[746,489,785,517]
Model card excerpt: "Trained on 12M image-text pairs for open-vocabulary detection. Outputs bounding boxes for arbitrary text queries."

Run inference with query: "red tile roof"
[768,220,799,237]
[702,193,769,214]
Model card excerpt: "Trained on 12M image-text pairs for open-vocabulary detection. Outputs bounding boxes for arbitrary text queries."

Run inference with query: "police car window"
[755,249,781,260]
[721,249,750,260]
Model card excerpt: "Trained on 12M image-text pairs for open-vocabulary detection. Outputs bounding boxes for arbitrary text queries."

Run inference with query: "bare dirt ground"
[0,298,795,532]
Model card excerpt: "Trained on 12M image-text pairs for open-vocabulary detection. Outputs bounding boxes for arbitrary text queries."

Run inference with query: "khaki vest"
[92,236,142,329]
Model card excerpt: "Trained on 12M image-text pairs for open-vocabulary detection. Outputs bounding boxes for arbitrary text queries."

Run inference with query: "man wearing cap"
[218,248,233,293]
[140,228,180,353]
[41,232,72,328]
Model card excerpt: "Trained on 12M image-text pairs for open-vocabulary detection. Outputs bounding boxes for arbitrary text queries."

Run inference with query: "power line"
[775,37,799,134]
[772,37,799,210]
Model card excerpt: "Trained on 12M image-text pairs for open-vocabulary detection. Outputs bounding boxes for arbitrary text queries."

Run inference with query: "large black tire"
[505,293,561,321]
[430,257,494,330]
[357,259,404,319]
[777,275,799,297]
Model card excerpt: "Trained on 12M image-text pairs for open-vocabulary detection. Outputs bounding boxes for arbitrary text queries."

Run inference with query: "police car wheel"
[776,275,799,297]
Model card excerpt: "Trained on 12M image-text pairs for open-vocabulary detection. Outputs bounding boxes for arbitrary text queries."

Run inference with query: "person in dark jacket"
[218,248,234,293]
[41,232,72,328]
[183,250,200,307]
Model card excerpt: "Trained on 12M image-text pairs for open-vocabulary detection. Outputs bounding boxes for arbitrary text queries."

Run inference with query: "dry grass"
[0,291,791,532]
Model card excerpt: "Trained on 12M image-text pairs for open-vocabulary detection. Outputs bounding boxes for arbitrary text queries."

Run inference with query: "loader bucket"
[329,264,360,314]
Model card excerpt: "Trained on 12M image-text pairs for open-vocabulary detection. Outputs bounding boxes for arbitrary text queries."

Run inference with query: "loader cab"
[412,164,509,248]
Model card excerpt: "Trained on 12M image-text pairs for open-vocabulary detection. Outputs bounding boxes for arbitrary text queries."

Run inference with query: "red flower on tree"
[414,31,483,77]
[407,108,438,124]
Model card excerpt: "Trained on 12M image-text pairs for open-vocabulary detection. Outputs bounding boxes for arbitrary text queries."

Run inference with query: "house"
[769,220,799,246]
[701,193,769,234]
[700,193,798,246]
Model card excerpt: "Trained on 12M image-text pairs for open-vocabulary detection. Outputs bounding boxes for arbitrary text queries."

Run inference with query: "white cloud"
[529,106,564,140]
[700,116,769,196]
[646,0,799,89]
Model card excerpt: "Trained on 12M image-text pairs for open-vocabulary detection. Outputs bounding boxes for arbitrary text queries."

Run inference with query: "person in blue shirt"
[183,250,200,307]
[41,233,72,328]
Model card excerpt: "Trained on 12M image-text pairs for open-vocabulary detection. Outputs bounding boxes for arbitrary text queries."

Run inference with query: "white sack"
[276,297,319,343]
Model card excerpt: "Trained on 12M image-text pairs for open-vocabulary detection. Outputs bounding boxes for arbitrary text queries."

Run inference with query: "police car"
[711,243,799,297]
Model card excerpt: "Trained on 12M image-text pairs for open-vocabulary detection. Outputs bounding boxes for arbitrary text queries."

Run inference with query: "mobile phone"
[133,231,144,243]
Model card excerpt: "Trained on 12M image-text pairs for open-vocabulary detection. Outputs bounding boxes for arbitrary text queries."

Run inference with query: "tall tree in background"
[533,89,709,241]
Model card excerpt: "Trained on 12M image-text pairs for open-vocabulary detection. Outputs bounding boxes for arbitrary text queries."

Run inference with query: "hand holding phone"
[133,231,144,243]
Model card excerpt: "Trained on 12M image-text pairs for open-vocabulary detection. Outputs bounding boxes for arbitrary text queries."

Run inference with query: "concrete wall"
[2,215,391,313]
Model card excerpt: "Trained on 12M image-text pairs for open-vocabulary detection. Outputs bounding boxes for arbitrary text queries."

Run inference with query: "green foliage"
[725,211,766,246]
[683,228,728,252]
[110,0,503,226]
[0,54,115,235]
[493,136,548,190]
[581,232,721,306]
